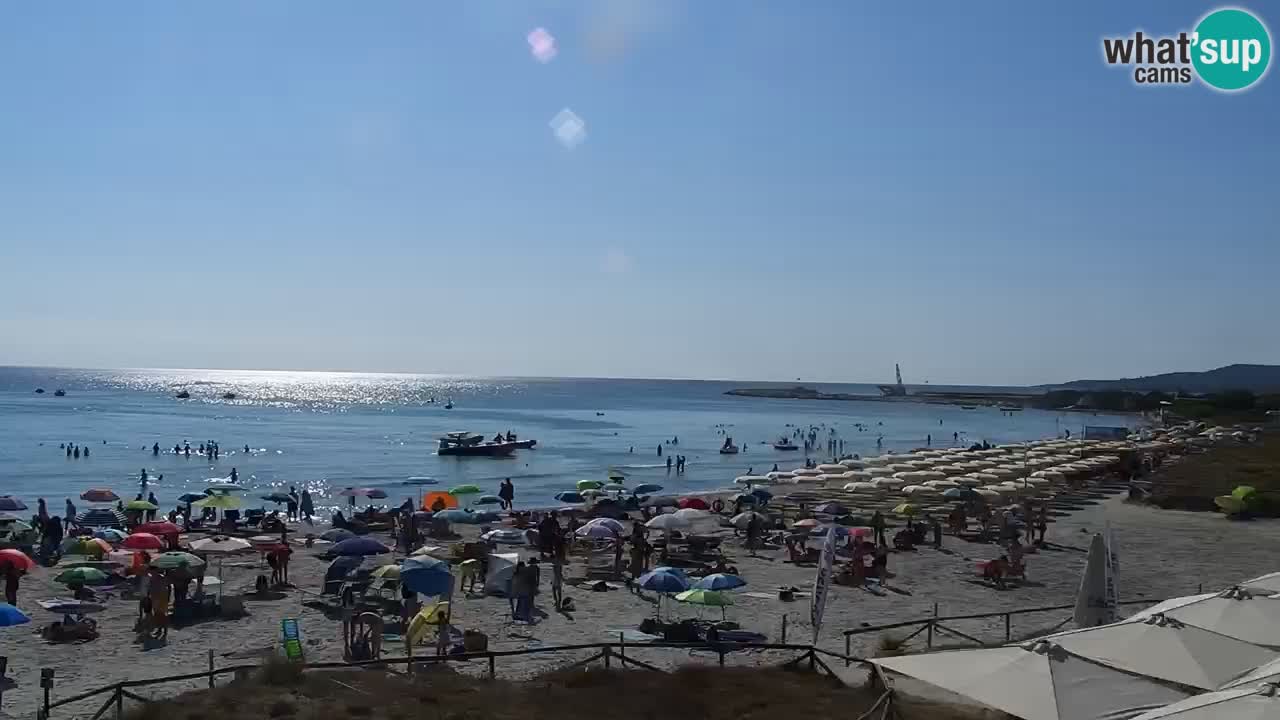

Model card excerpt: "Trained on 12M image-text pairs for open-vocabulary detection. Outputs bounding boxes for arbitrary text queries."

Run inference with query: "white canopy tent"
[1045,615,1277,690]
[1243,572,1280,596]
[1226,659,1280,690]
[871,640,1189,720]
[1127,587,1280,648]
[1132,682,1280,720]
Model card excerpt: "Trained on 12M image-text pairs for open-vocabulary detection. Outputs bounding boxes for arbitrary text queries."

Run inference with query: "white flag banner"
[810,528,837,643]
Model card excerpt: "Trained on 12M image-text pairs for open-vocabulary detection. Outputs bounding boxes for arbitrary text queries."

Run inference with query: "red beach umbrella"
[136,521,181,537]
[678,497,710,510]
[0,548,35,572]
[81,489,120,503]
[122,532,164,551]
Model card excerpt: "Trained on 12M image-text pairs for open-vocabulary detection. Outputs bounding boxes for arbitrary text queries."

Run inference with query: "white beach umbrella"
[845,482,878,492]
[645,514,689,531]
[846,470,872,480]
[924,479,959,489]
[974,488,1002,501]
[1045,614,1277,690]
[866,467,895,477]
[873,477,904,489]
[972,472,999,484]
[954,475,984,487]
[840,459,865,470]
[792,468,823,477]
[672,508,713,523]
[817,464,846,474]
[936,465,967,476]
[734,475,771,486]
[767,471,794,481]
[871,641,1189,720]
[1127,588,1280,649]
[862,456,891,467]
[1132,683,1280,720]
[1243,572,1280,596]
[901,485,937,497]
[886,463,916,473]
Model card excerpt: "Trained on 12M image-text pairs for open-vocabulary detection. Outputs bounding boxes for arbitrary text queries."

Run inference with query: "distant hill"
[1048,364,1280,394]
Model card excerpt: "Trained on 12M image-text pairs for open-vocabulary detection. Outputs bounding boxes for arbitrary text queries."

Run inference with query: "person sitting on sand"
[982,555,1010,589]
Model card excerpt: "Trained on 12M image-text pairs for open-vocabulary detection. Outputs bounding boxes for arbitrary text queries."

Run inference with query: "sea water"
[0,367,1135,514]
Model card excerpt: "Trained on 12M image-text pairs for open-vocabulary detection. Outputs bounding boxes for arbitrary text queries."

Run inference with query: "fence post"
[208,650,215,689]
[619,633,625,665]
[603,645,612,669]
[781,615,787,643]
[114,686,123,720]
[844,634,851,667]
[927,604,937,649]
[488,653,496,679]
[40,668,54,720]
[1005,613,1012,642]
[0,655,6,715]
[718,647,725,667]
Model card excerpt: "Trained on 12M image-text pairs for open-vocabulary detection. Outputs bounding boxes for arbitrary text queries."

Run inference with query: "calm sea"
[0,367,1135,514]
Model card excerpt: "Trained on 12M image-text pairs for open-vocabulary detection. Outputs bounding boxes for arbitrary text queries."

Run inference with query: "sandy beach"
[5,468,1280,719]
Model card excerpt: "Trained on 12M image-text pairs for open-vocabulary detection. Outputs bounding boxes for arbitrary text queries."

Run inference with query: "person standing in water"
[230,467,238,483]
[300,489,314,524]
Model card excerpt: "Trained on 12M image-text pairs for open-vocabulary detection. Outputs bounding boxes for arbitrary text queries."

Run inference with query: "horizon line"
[0,363,1049,389]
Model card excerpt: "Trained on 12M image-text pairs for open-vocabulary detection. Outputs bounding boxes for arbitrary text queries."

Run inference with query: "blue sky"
[1,1,1276,385]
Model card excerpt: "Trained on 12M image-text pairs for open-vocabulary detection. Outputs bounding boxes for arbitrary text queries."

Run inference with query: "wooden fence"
[841,598,1163,661]
[32,641,851,720]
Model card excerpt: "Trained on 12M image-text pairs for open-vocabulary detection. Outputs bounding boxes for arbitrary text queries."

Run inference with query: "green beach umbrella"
[448,485,482,496]
[576,480,603,491]
[149,552,205,570]
[193,494,241,510]
[675,589,734,619]
[55,567,110,586]
[125,499,158,511]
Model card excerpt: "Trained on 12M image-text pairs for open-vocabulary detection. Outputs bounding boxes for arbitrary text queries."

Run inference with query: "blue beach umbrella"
[0,497,28,512]
[633,484,664,495]
[693,573,747,591]
[320,528,355,543]
[177,493,208,504]
[93,528,128,543]
[554,491,585,504]
[329,537,391,557]
[813,502,847,516]
[944,487,980,501]
[400,556,453,597]
[637,570,690,593]
[732,493,758,506]
[750,489,773,503]
[0,603,31,627]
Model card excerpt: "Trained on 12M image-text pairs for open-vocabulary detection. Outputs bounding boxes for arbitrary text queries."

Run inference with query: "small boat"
[175,390,191,399]
[444,401,454,410]
[960,405,977,410]
[443,432,484,447]
[221,392,237,400]
[511,439,537,450]
[773,437,799,451]
[53,389,66,397]
[34,388,45,394]
[719,437,740,455]
[997,405,1023,412]
[438,440,517,457]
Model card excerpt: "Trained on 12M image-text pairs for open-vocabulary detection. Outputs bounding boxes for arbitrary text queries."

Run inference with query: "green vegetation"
[1148,438,1280,513]
[129,663,988,720]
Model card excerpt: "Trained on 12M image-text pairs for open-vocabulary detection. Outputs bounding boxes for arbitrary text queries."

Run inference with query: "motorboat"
[444,400,454,409]
[438,439,517,457]
[773,437,799,451]
[175,390,190,399]
[53,389,66,397]
[719,437,740,455]
[222,392,237,400]
[443,432,485,447]
[34,388,44,394]
[960,405,977,410]
[997,405,1023,412]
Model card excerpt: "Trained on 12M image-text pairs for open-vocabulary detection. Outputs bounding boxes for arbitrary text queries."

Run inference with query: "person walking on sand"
[498,478,514,510]
[4,564,21,605]
[871,510,886,546]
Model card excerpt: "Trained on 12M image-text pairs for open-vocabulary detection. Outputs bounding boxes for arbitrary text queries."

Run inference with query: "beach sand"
[5,492,1280,718]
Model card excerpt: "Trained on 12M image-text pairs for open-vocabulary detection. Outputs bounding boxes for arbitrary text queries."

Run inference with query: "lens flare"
[527,27,558,63]
[550,109,586,149]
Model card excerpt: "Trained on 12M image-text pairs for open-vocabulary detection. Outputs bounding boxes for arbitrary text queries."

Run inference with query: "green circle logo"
[1193,8,1271,91]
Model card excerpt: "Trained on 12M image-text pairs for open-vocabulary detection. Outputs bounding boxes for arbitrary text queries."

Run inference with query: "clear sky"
[1,1,1276,385]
